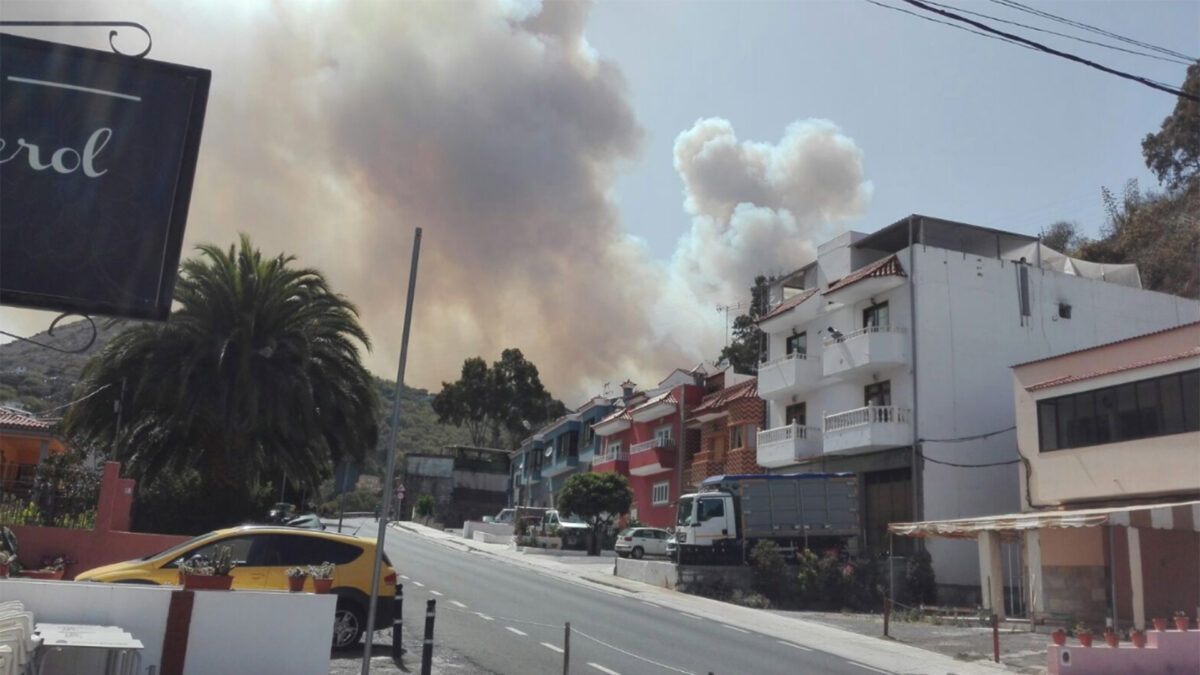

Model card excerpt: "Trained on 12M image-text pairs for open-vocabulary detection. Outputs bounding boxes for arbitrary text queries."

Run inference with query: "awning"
[889,500,1200,540]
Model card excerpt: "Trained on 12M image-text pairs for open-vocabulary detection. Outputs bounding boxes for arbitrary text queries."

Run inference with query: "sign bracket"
[0,21,152,58]
[0,313,98,354]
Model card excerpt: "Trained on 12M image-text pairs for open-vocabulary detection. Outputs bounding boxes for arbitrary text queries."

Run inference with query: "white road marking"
[400,575,410,580]
[721,624,749,634]
[430,590,443,596]
[776,640,813,652]
[847,662,891,674]
[505,626,528,636]
[641,601,656,607]
[413,581,425,587]
[450,600,467,608]
[540,642,564,653]
[588,663,620,675]
[475,612,494,621]
[678,612,702,620]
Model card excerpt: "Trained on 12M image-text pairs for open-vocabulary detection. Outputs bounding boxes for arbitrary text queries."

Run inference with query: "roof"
[757,288,818,324]
[689,378,758,416]
[0,409,54,432]
[854,214,1038,254]
[824,254,906,295]
[1013,321,1200,368]
[1026,347,1200,392]
[889,499,1200,539]
[631,390,676,411]
[700,472,855,485]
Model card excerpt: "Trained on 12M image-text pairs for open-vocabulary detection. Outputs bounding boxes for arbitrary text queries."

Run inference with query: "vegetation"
[414,494,435,518]
[556,472,632,555]
[717,275,773,374]
[432,349,566,450]
[318,488,381,518]
[903,548,938,606]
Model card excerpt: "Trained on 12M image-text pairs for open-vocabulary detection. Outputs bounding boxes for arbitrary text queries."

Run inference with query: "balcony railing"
[824,405,909,431]
[822,326,908,378]
[757,351,821,398]
[822,324,907,346]
[597,450,629,463]
[756,422,822,468]
[822,405,912,455]
[631,438,673,454]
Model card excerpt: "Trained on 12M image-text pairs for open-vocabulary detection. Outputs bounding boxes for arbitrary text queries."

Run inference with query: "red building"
[685,370,764,492]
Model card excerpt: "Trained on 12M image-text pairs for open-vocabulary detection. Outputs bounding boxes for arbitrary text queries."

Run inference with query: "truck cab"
[674,492,739,563]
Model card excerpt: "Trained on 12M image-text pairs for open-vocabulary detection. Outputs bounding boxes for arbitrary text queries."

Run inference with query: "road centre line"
[720,624,749,634]
[588,663,620,675]
[430,590,443,596]
[641,601,656,607]
[505,626,528,636]
[776,640,813,651]
[400,574,410,580]
[678,612,702,620]
[847,662,891,674]
[450,600,467,608]
[412,581,425,587]
[475,612,494,621]
[540,642,564,653]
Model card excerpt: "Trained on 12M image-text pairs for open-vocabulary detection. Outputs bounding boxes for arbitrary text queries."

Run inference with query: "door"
[693,497,732,546]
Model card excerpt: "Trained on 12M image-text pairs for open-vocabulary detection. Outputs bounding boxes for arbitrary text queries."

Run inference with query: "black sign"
[1,33,210,320]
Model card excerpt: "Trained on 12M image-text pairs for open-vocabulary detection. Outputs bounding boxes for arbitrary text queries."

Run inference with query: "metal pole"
[362,227,423,674]
[884,597,891,638]
[421,599,436,675]
[991,613,1000,663]
[562,621,570,675]
[392,583,404,661]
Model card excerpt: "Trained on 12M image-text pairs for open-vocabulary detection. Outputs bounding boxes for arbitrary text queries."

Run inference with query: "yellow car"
[75,525,397,649]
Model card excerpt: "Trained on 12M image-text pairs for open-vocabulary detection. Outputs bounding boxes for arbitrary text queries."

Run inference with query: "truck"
[672,473,860,564]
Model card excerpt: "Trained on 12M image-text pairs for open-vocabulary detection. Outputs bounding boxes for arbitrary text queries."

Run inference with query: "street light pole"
[362,227,423,673]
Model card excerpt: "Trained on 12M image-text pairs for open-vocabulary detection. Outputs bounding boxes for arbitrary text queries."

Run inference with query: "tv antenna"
[715,302,744,347]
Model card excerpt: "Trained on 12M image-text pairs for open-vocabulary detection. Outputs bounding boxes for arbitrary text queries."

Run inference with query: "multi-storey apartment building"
[754,214,1200,596]
[510,396,617,509]
[684,369,763,492]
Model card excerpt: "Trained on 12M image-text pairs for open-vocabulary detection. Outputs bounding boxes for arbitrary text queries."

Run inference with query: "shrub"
[904,548,937,606]
[318,488,381,517]
[414,494,435,518]
[749,540,793,602]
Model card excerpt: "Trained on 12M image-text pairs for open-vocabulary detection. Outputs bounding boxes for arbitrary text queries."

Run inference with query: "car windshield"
[676,497,694,527]
[617,528,634,537]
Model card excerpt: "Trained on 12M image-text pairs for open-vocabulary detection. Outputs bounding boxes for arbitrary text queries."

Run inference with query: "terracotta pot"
[1078,632,1093,647]
[1131,632,1146,648]
[22,569,64,580]
[1174,617,1189,631]
[179,573,233,590]
[1152,618,1167,631]
[1051,629,1066,646]
[287,575,306,592]
[1104,631,1119,647]
[313,578,333,594]
[0,563,9,578]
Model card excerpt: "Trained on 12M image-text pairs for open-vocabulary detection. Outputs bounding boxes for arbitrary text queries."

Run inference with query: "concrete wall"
[614,558,677,589]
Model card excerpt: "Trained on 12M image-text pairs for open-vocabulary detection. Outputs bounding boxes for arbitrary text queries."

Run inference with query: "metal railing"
[823,324,908,346]
[630,438,673,454]
[823,405,911,432]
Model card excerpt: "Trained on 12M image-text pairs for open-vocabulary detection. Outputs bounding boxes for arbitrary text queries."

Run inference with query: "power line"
[988,0,1197,63]
[919,425,1016,443]
[896,0,1199,102]
[32,383,111,418]
[862,0,1038,53]
[918,451,1021,468]
[925,0,1193,66]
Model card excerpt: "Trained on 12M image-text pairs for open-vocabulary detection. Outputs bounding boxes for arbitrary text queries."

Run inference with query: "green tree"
[432,348,565,450]
[1142,60,1200,191]
[556,472,632,556]
[66,235,378,529]
[1038,220,1082,254]
[718,275,773,374]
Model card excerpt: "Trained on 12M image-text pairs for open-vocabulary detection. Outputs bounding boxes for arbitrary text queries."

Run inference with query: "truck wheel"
[631,546,644,559]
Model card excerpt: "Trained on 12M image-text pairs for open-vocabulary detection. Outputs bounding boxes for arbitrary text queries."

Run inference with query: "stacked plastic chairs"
[0,601,42,675]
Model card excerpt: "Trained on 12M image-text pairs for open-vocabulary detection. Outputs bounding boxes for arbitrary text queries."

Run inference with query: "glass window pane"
[1160,375,1184,435]
[1136,379,1162,437]
[1094,387,1116,444]
[1073,391,1096,446]
[1115,383,1139,441]
[1056,397,1076,449]
[1182,371,1200,432]
[1038,400,1058,451]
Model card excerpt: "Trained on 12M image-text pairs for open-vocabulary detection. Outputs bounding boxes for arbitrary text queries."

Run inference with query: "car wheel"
[631,546,644,560]
[332,601,365,650]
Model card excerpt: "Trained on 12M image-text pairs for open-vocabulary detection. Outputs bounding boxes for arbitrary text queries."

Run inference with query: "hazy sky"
[2,0,1196,407]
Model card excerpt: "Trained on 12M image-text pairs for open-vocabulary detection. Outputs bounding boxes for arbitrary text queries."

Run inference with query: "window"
[654,425,673,447]
[269,535,362,566]
[1037,369,1200,452]
[169,535,263,569]
[567,431,579,457]
[863,302,889,330]
[605,440,622,459]
[864,381,891,407]
[582,424,595,448]
[785,332,807,357]
[730,425,744,448]
[785,402,806,426]
[698,498,725,521]
[652,482,669,505]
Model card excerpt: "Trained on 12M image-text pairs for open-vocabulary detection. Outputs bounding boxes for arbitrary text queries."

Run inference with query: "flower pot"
[179,573,233,590]
[312,578,332,594]
[1174,617,1189,631]
[1051,629,1067,646]
[1131,632,1146,648]
[1152,618,1167,631]
[1078,632,1093,647]
[1104,631,1119,647]
[0,563,9,579]
[287,576,306,592]
[22,569,64,580]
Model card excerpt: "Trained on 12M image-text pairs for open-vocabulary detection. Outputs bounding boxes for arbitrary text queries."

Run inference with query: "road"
[371,522,894,675]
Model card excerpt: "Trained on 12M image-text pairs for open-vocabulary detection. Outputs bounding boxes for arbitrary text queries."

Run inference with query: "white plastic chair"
[0,644,13,675]
[0,624,40,675]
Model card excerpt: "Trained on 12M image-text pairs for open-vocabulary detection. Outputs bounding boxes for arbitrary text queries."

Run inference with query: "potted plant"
[1130,629,1146,648]
[178,546,236,590]
[1051,628,1067,646]
[285,566,308,592]
[308,561,334,594]
[1103,628,1119,647]
[0,551,11,579]
[1152,617,1167,631]
[1174,611,1190,631]
[1075,623,1093,647]
[22,553,75,580]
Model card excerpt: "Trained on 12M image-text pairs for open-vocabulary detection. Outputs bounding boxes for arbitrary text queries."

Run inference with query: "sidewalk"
[393,521,1045,674]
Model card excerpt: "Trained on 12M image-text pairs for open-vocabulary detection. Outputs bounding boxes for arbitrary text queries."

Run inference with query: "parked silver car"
[615,527,671,559]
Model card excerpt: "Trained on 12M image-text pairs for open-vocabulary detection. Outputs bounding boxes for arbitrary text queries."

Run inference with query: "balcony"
[542,455,579,477]
[687,450,724,488]
[756,423,822,468]
[822,325,908,379]
[822,405,911,455]
[757,352,821,398]
[629,438,675,476]
[592,450,629,475]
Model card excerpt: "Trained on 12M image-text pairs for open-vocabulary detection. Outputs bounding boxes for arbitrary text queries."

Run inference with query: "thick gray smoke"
[1,1,871,407]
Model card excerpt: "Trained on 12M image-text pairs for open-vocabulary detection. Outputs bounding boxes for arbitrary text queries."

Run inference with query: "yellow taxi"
[75,524,397,648]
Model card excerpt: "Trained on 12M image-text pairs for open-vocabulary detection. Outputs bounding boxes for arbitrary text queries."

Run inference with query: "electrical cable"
[925,0,1193,66]
[31,383,111,418]
[862,0,1038,53]
[918,452,1021,468]
[893,0,1199,102]
[988,0,1197,63]
[919,425,1015,443]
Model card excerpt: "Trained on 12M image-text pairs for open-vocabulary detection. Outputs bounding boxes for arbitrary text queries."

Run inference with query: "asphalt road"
[374,522,895,675]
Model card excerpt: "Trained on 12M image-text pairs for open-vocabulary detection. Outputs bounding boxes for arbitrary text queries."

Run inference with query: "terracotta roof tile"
[823,254,906,295]
[1014,321,1200,368]
[1026,348,1200,392]
[0,409,53,431]
[757,288,818,324]
[690,378,758,415]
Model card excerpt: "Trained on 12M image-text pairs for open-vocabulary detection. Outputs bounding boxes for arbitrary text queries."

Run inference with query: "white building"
[754,214,1200,599]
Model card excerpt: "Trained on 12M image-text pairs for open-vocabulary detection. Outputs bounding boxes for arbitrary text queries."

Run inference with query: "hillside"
[0,319,471,466]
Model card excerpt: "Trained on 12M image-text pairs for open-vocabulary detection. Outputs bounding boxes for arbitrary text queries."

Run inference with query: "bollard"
[392,583,405,661]
[883,597,890,638]
[562,621,570,675]
[421,599,436,675]
[992,613,1000,663]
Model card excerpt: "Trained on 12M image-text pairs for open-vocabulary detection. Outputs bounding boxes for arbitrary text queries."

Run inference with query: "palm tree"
[66,235,378,499]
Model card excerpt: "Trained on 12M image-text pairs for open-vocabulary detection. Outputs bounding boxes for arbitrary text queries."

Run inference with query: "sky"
[1,0,1196,408]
